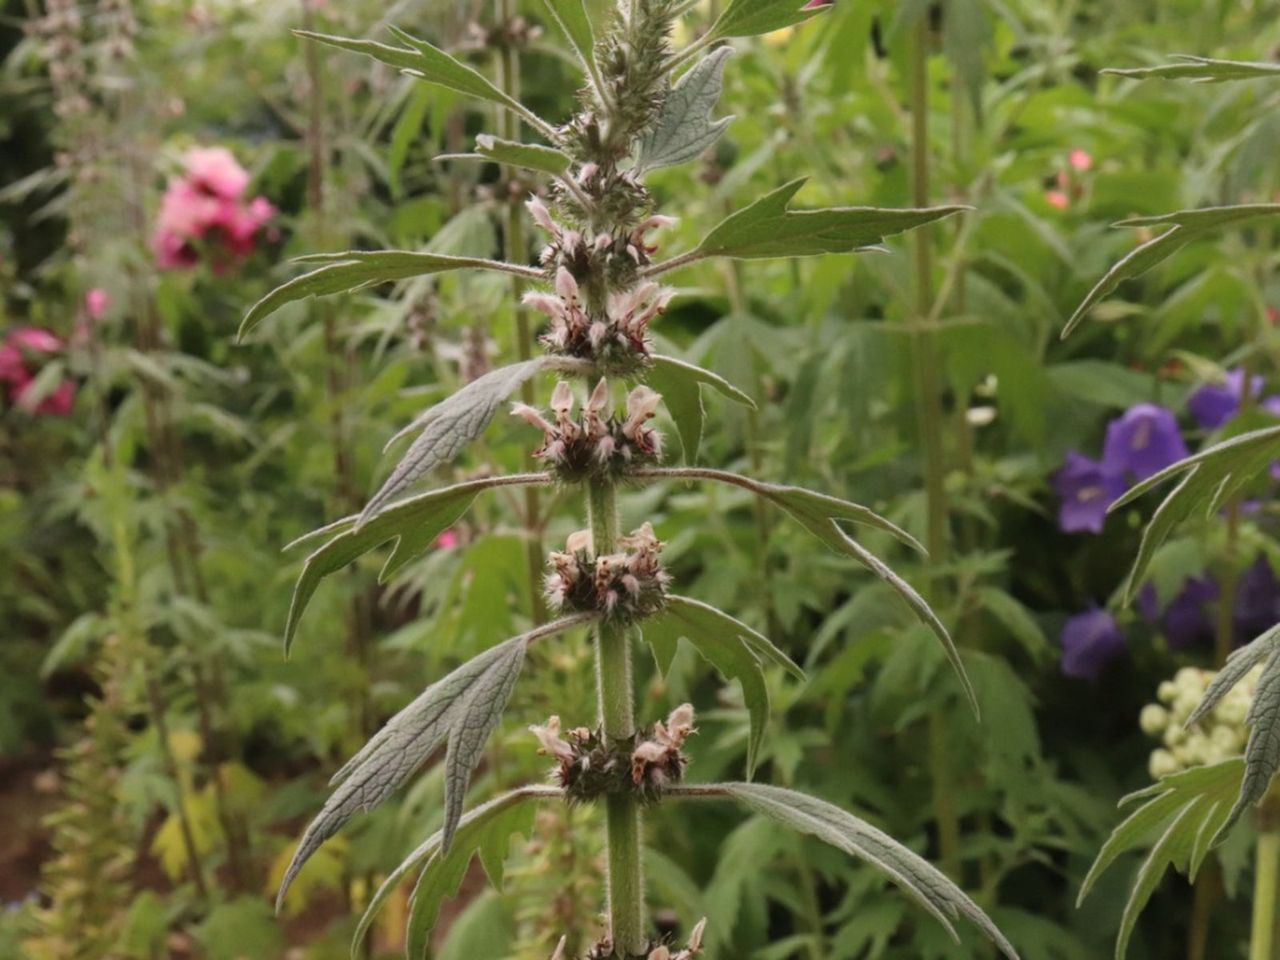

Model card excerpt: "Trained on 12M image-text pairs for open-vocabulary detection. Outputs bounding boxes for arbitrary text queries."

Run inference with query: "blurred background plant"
[2,0,1280,957]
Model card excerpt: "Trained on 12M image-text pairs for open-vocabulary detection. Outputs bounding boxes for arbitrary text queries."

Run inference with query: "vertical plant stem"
[1251,829,1280,960]
[496,0,548,624]
[908,14,961,880]
[587,479,646,957]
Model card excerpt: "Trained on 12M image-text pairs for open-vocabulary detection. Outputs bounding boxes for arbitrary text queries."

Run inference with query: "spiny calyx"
[544,521,670,622]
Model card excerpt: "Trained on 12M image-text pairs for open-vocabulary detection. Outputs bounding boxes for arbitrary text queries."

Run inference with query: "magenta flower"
[0,327,76,416]
[152,147,276,271]
[1060,608,1125,680]
[84,289,110,320]
[1053,452,1124,534]
[1102,403,1188,482]
[1187,368,1262,430]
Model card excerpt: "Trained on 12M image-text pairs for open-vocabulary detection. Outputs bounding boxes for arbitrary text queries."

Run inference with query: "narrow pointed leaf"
[672,783,1018,959]
[283,475,549,653]
[278,616,592,909]
[1104,55,1280,83]
[298,29,527,118]
[704,0,826,41]
[1115,801,1207,960]
[643,355,754,463]
[361,359,553,523]
[1110,426,1280,600]
[641,595,802,776]
[1186,624,1280,728]
[693,179,967,260]
[1062,205,1280,337]
[637,47,734,171]
[474,134,572,175]
[351,786,559,958]
[240,250,526,337]
[1224,647,1280,833]
[538,0,597,77]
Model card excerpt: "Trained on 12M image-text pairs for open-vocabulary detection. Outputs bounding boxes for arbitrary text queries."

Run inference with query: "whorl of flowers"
[530,703,695,802]
[152,146,276,271]
[513,379,665,482]
[552,919,706,960]
[525,197,676,371]
[544,522,670,622]
[1142,665,1259,779]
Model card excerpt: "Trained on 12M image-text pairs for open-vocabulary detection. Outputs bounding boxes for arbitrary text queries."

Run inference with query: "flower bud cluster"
[513,379,664,483]
[543,523,670,623]
[525,196,675,370]
[1142,664,1262,779]
[530,704,695,803]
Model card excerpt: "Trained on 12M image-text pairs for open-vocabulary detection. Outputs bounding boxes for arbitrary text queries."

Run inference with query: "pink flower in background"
[1045,190,1070,210]
[85,288,109,319]
[152,146,276,271]
[435,529,460,549]
[1069,149,1093,172]
[0,327,76,416]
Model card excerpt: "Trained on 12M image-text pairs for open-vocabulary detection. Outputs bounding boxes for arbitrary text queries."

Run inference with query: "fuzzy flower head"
[1059,608,1125,681]
[512,379,664,482]
[544,523,670,622]
[1053,452,1123,534]
[152,146,276,271]
[0,327,76,416]
[1101,403,1188,483]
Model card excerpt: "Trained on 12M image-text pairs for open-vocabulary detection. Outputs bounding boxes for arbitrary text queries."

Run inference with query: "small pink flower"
[85,288,110,319]
[1069,149,1093,172]
[435,529,460,549]
[0,327,75,417]
[183,146,251,200]
[1045,190,1070,211]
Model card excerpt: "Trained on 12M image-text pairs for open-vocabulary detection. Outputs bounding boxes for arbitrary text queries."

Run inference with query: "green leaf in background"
[283,474,551,653]
[353,786,556,959]
[672,782,1018,959]
[296,28,550,135]
[637,47,734,172]
[278,616,592,909]
[642,354,755,462]
[473,134,573,175]
[1111,425,1280,601]
[240,250,533,337]
[1062,205,1280,337]
[642,595,802,776]
[538,0,598,80]
[705,0,824,42]
[1077,759,1245,960]
[692,179,967,261]
[1104,55,1280,83]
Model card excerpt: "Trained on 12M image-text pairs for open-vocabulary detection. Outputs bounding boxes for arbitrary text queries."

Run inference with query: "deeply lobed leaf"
[642,354,755,463]
[636,47,734,172]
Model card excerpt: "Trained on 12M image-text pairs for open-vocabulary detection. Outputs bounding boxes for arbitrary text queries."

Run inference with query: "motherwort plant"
[243,1,1019,956]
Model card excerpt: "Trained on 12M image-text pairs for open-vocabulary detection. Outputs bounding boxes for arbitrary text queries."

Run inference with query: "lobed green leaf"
[1062,205,1280,337]
[637,47,734,172]
[692,179,967,261]
[642,354,754,463]
[671,782,1019,959]
[1186,624,1280,728]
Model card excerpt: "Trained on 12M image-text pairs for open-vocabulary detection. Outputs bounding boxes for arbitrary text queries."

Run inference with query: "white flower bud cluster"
[544,522,671,623]
[1142,664,1263,779]
[525,196,676,367]
[512,379,664,481]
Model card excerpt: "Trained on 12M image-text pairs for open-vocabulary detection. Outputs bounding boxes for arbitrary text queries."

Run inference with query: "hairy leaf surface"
[704,0,824,41]
[473,134,572,175]
[673,783,1018,958]
[693,179,966,260]
[1110,425,1280,599]
[1078,760,1244,959]
[642,354,754,462]
[240,251,526,337]
[352,786,558,958]
[1229,646,1280,832]
[1104,55,1280,83]
[637,48,734,171]
[282,474,549,653]
[1062,206,1280,336]
[642,595,801,775]
[538,0,597,78]
[278,616,592,907]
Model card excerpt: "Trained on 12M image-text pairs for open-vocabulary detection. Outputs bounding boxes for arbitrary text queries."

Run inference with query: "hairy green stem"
[907,15,961,880]
[587,479,646,956]
[1251,829,1280,960]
